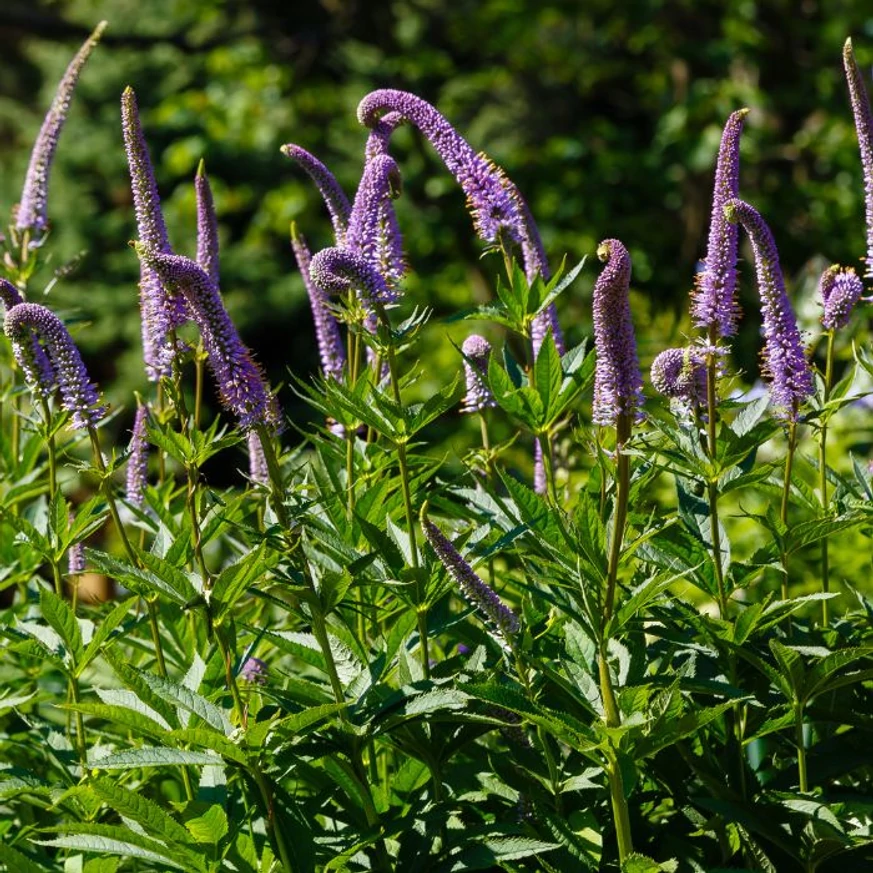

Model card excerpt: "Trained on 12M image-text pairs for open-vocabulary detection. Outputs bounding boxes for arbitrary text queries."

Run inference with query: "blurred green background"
[1,0,873,444]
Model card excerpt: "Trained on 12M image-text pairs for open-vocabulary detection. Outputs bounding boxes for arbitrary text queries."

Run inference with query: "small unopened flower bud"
[651,347,707,404]
[461,335,496,413]
[819,265,863,330]
[240,656,268,685]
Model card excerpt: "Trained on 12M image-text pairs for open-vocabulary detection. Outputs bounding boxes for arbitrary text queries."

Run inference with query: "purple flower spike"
[15,21,107,235]
[420,503,519,643]
[365,111,405,161]
[126,404,150,507]
[291,225,346,381]
[461,334,496,413]
[4,303,103,429]
[724,199,814,420]
[67,511,85,576]
[309,246,398,306]
[240,656,269,685]
[691,108,749,337]
[195,160,220,286]
[247,431,269,486]
[0,279,55,394]
[121,86,188,380]
[135,245,280,433]
[820,265,863,330]
[592,239,643,428]
[281,144,352,243]
[844,39,873,277]
[651,347,707,404]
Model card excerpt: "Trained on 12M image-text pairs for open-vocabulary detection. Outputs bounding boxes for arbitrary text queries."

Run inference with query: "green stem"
[538,432,558,505]
[819,331,835,627]
[70,674,87,767]
[252,762,296,873]
[795,705,808,793]
[256,426,290,530]
[194,348,204,430]
[704,340,728,617]
[603,415,631,626]
[780,421,798,606]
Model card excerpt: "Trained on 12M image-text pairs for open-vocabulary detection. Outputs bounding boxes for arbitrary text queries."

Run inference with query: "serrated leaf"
[39,586,83,664]
[211,543,271,619]
[133,670,231,734]
[0,840,50,873]
[184,805,228,845]
[91,747,221,769]
[77,597,135,675]
[86,549,197,606]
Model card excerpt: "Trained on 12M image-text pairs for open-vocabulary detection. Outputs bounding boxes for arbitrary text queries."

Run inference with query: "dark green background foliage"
[2,0,873,426]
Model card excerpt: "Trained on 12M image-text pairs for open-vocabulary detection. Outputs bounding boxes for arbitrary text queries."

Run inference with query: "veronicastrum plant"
[2,20,873,873]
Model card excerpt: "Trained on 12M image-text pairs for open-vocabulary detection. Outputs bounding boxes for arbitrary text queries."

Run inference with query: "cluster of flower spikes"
[819,265,864,331]
[3,302,103,429]
[650,347,707,406]
[461,334,497,414]
[15,22,107,236]
[134,244,280,433]
[420,502,519,644]
[723,199,814,420]
[591,239,643,428]
[121,87,189,381]
[844,38,873,279]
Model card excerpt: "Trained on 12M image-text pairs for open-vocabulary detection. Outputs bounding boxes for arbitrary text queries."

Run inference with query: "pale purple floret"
[135,246,280,432]
[592,239,643,427]
[844,39,873,278]
[651,347,707,404]
[67,510,85,576]
[15,22,107,235]
[724,199,814,420]
[281,144,352,243]
[121,87,188,380]
[691,108,749,337]
[461,334,496,413]
[421,507,519,642]
[239,656,268,685]
[247,431,268,486]
[291,226,346,381]
[195,161,220,286]
[4,303,103,429]
[0,279,55,394]
[309,246,398,306]
[346,153,406,288]
[125,404,150,507]
[820,265,864,331]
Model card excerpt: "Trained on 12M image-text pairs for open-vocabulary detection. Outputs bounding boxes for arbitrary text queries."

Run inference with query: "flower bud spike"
[820,265,864,331]
[461,334,496,413]
[125,403,150,507]
[844,39,873,278]
[195,160,220,287]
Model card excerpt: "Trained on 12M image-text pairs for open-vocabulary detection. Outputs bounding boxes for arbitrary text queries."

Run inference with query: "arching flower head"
[0,279,55,395]
[4,302,103,428]
[126,404,150,508]
[134,245,280,433]
[15,21,107,235]
[819,264,864,331]
[195,160,220,286]
[724,198,814,420]
[691,108,749,337]
[461,334,496,413]
[651,347,707,405]
[592,239,643,427]
[309,246,398,306]
[281,144,352,243]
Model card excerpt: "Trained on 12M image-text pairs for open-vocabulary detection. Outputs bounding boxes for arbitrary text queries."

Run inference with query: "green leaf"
[91,747,221,769]
[132,669,231,734]
[184,805,228,845]
[167,728,247,765]
[534,330,563,422]
[0,841,51,873]
[39,586,83,665]
[86,549,198,606]
[60,701,168,739]
[211,543,272,619]
[77,597,135,675]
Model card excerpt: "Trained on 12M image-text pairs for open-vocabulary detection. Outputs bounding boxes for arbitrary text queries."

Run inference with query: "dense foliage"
[2,9,873,873]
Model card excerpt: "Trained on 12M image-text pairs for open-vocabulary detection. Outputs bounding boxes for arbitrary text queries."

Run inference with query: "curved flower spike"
[16,21,107,234]
[309,246,398,306]
[461,334,496,413]
[724,199,814,420]
[281,144,352,243]
[365,111,405,161]
[420,502,519,642]
[691,108,749,337]
[291,225,346,381]
[844,39,873,277]
[121,86,188,380]
[592,239,643,427]
[134,245,280,433]
[125,404,150,507]
[820,265,864,331]
[195,160,220,287]
[651,347,707,404]
[0,279,55,395]
[4,302,103,429]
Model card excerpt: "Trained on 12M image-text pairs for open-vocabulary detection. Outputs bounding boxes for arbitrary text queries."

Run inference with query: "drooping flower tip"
[651,347,707,404]
[4,302,103,428]
[420,502,519,642]
[592,238,643,427]
[309,246,397,305]
[239,656,268,685]
[820,265,864,330]
[15,21,107,234]
[460,334,496,414]
[125,404,150,508]
[281,143,352,241]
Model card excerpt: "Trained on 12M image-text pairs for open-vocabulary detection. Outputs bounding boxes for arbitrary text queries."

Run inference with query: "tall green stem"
[603,415,631,624]
[780,421,798,605]
[537,432,558,505]
[819,331,835,627]
[704,339,728,616]
[795,705,808,792]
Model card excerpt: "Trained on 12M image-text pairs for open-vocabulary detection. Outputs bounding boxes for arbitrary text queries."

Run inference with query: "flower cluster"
[651,347,707,405]
[195,161,220,286]
[0,279,55,396]
[309,247,397,306]
[461,335,496,414]
[125,404,150,508]
[819,265,864,330]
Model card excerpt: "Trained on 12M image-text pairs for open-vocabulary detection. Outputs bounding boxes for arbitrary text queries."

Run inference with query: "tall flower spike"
[724,199,814,419]
[461,334,496,413]
[281,144,352,243]
[820,265,864,330]
[309,246,398,306]
[134,245,280,432]
[420,502,519,642]
[195,160,220,286]
[691,108,749,337]
[844,39,873,277]
[15,21,107,234]
[0,279,55,394]
[121,86,187,380]
[291,225,346,381]
[592,239,643,427]
[126,404,150,507]
[651,347,707,405]
[247,431,269,486]
[4,302,103,429]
